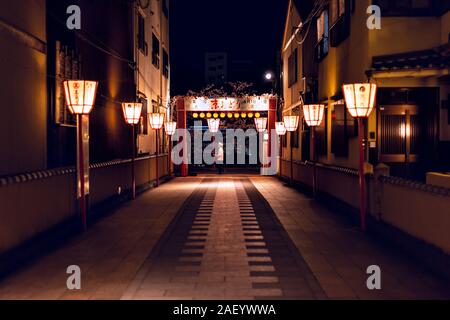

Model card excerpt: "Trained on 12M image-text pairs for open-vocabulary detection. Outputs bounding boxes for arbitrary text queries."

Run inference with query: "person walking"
[215,142,224,174]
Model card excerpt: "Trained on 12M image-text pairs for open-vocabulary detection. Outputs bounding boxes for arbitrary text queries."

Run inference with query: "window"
[316,105,328,156]
[288,48,298,87]
[152,33,160,68]
[138,97,149,136]
[332,0,346,23]
[315,10,329,62]
[292,127,299,148]
[138,13,147,55]
[330,0,350,47]
[163,49,169,78]
[55,41,80,126]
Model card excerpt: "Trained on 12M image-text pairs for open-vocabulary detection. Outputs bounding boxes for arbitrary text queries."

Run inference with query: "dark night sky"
[170,0,289,95]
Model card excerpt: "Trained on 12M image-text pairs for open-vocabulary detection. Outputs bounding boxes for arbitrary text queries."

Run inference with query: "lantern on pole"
[149,113,165,187]
[164,121,177,177]
[275,121,287,178]
[254,117,268,133]
[343,83,377,118]
[303,104,325,127]
[165,121,177,136]
[121,103,142,200]
[303,104,325,198]
[283,115,300,132]
[64,80,98,115]
[275,122,287,136]
[343,83,377,231]
[63,80,98,232]
[283,115,299,185]
[207,118,221,133]
[122,102,143,125]
[149,113,165,130]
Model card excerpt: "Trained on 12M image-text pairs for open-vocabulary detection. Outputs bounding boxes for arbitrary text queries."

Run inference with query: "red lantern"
[275,122,287,136]
[63,80,98,115]
[342,83,377,118]
[149,113,165,130]
[165,121,177,136]
[303,104,325,127]
[283,115,299,132]
[254,117,268,133]
[207,118,221,133]
[122,102,143,125]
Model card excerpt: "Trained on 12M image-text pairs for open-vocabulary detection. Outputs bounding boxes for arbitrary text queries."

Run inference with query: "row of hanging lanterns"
[121,103,177,135]
[193,112,262,119]
[62,80,178,231]
[274,82,377,232]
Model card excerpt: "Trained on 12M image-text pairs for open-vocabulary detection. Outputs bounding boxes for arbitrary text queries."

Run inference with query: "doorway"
[378,105,421,178]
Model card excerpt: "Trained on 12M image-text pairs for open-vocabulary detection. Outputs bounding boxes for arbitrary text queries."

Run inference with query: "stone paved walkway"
[250,176,450,299]
[0,175,449,300]
[122,178,325,300]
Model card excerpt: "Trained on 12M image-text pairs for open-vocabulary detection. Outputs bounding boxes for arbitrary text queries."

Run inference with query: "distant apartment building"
[205,52,228,85]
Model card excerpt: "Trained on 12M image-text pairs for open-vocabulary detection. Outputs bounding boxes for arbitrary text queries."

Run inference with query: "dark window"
[163,49,169,78]
[163,0,169,18]
[330,0,350,47]
[331,103,357,157]
[288,48,298,87]
[316,106,328,156]
[152,33,160,68]
[138,14,147,55]
[301,120,311,161]
[315,9,329,62]
[138,97,149,136]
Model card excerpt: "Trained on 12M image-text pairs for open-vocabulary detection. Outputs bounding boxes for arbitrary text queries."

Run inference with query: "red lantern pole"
[156,129,160,187]
[290,132,293,186]
[311,126,317,198]
[168,135,172,176]
[279,136,282,178]
[358,118,366,231]
[131,124,136,199]
[77,114,87,232]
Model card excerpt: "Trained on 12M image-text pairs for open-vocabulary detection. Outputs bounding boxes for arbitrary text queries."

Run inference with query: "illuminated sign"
[185,96,271,112]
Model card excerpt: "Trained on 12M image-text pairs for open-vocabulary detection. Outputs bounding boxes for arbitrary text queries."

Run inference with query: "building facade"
[0,0,47,176]
[0,0,171,260]
[282,0,450,180]
[280,0,450,276]
[136,0,171,156]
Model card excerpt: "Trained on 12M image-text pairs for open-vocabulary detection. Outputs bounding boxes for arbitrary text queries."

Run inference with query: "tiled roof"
[371,44,450,72]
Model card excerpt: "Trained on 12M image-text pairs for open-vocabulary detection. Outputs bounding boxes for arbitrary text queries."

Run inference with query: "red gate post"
[177,98,188,177]
[267,97,277,174]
